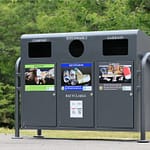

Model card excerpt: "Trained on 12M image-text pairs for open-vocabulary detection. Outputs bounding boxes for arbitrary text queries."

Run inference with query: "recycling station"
[15,30,150,142]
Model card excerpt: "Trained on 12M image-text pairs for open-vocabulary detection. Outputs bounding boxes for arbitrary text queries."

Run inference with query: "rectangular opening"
[103,39,128,55]
[28,42,51,58]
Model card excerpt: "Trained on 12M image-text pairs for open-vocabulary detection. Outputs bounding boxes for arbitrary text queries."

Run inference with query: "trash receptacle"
[15,30,150,142]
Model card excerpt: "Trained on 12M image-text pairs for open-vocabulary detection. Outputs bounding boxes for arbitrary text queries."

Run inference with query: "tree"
[0,83,15,128]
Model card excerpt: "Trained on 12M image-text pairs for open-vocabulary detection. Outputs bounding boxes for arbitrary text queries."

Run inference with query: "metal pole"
[13,57,22,139]
[138,52,150,143]
[37,129,42,136]
[34,129,44,138]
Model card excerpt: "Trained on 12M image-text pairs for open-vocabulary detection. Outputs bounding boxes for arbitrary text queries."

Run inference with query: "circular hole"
[69,40,84,57]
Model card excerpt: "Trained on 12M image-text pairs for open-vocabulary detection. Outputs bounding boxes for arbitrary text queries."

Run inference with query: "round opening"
[69,40,84,57]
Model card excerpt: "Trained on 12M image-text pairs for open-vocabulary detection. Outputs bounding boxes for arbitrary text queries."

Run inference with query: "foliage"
[0,0,150,128]
[0,82,15,128]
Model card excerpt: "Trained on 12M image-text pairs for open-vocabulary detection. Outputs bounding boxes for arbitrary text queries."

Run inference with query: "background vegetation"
[0,0,150,128]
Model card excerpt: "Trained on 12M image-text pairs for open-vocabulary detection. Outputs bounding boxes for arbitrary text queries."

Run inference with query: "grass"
[1,128,150,140]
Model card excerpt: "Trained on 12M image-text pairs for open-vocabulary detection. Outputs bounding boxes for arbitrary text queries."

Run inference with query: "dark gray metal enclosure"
[15,30,150,141]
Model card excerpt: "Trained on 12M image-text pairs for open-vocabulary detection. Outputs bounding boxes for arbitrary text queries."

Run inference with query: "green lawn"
[1,128,150,140]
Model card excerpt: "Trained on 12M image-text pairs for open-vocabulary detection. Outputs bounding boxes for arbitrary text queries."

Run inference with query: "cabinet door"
[58,62,94,128]
[96,61,134,129]
[21,63,56,128]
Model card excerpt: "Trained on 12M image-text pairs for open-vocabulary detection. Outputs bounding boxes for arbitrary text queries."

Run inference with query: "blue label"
[61,63,92,68]
[64,86,83,91]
